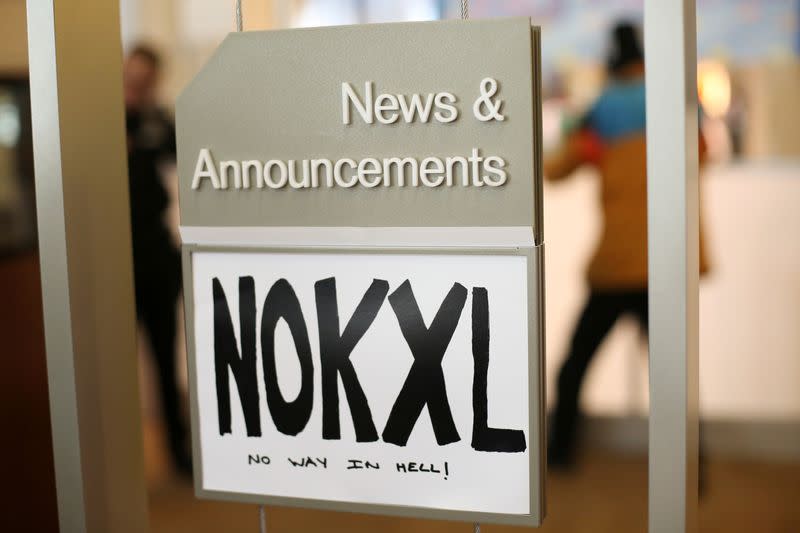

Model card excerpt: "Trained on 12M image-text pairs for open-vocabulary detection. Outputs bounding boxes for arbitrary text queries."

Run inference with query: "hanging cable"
[461,0,469,19]
[235,0,243,31]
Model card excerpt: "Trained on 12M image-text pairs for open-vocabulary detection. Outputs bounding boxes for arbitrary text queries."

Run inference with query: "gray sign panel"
[177,17,541,237]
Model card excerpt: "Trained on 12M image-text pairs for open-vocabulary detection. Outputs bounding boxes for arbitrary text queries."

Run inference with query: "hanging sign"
[177,17,544,527]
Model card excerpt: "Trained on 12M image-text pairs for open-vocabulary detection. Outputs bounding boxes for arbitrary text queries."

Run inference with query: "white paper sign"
[191,251,530,515]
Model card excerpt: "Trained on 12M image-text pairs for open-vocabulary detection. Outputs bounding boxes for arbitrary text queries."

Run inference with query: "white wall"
[544,162,800,421]
[119,0,279,105]
[697,163,800,418]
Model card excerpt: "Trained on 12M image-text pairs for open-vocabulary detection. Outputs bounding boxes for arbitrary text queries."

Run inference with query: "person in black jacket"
[124,44,190,476]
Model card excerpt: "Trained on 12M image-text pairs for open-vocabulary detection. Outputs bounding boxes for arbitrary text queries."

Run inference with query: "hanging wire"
[473,522,480,533]
[235,0,243,31]
[461,0,469,19]
[259,505,266,533]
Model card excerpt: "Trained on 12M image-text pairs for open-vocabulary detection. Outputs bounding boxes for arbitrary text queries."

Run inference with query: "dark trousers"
[550,289,648,461]
[136,266,188,470]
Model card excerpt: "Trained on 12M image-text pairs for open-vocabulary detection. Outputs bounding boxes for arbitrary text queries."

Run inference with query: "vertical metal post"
[27,1,149,532]
[644,1,699,532]
[259,505,267,533]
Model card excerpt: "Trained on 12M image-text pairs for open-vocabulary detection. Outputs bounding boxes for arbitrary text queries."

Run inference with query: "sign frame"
[181,244,545,527]
[177,17,545,526]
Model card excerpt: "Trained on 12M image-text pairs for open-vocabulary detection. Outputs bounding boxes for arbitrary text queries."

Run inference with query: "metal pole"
[644,1,699,532]
[259,505,267,533]
[27,1,149,531]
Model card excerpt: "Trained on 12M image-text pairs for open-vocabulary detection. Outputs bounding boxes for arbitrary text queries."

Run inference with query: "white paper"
[191,251,530,515]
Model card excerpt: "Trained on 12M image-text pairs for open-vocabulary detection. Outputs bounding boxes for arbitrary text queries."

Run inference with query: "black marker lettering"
[213,277,261,436]
[471,287,527,453]
[315,278,388,442]
[382,281,466,446]
[261,279,314,436]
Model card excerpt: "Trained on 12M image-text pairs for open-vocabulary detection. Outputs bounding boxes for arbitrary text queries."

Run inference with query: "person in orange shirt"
[545,22,709,467]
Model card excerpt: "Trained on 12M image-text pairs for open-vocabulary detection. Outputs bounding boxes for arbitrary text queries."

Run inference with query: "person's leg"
[626,289,649,331]
[140,286,190,475]
[550,292,625,466]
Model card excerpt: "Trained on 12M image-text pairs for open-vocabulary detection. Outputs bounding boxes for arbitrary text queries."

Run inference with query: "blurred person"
[544,22,709,468]
[124,44,190,475]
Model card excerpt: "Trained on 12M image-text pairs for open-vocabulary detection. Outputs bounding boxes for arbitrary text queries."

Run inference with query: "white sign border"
[181,244,545,527]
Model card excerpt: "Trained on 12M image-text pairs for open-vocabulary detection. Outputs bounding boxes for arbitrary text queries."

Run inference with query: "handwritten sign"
[177,17,544,527]
[191,252,530,512]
